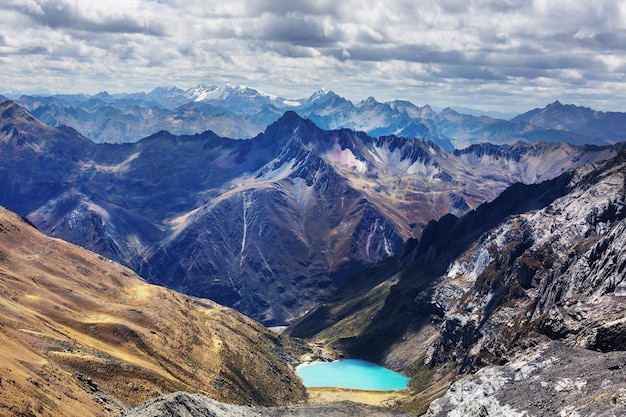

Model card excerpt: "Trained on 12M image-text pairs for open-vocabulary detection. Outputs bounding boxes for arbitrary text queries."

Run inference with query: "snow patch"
[292,177,314,209]
[256,158,297,182]
[383,235,393,257]
[239,191,253,268]
[554,377,587,393]
[326,140,367,173]
[371,143,439,178]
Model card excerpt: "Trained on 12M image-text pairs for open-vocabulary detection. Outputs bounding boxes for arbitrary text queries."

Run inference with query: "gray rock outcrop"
[426,341,626,417]
[122,392,413,417]
[426,151,626,368]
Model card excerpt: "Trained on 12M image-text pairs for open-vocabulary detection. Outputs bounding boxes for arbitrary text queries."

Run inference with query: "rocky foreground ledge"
[425,340,626,417]
[121,392,414,417]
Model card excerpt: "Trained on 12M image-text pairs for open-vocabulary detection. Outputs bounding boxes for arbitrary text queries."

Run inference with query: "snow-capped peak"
[310,88,331,99]
[184,84,278,103]
[303,88,337,105]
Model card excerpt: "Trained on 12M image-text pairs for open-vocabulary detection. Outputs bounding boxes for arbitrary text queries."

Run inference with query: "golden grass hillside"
[0,206,307,417]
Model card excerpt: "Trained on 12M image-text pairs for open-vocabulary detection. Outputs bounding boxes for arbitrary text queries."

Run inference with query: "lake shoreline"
[296,358,410,391]
[306,386,409,407]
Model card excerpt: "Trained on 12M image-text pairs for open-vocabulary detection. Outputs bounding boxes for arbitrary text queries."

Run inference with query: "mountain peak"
[149,86,184,95]
[94,91,114,102]
[0,100,39,124]
[440,107,460,116]
[267,110,312,133]
[304,88,337,105]
[359,96,379,106]
[312,87,329,97]
[259,110,322,150]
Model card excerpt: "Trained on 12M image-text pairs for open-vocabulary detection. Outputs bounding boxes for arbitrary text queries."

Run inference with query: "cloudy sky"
[1,0,625,113]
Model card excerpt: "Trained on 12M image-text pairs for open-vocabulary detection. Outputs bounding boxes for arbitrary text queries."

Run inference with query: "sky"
[1,0,625,113]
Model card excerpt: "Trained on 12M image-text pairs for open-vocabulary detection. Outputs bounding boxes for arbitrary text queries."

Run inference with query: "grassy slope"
[0,206,306,417]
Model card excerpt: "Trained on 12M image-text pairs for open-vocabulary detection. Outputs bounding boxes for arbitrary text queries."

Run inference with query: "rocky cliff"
[425,341,626,417]
[424,150,626,369]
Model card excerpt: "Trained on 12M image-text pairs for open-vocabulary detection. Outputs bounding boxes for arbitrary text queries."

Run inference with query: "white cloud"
[0,0,625,112]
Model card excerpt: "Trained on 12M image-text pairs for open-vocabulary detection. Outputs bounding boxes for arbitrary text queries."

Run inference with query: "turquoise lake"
[296,359,409,391]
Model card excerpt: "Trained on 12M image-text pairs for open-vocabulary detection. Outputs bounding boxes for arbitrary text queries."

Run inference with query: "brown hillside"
[0,206,306,417]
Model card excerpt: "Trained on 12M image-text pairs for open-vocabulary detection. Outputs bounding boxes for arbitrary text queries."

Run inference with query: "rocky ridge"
[425,341,626,417]
[14,88,624,149]
[426,151,626,368]
[513,100,626,144]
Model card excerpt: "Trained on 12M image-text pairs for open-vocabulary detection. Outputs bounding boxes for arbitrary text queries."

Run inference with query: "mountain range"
[10,85,626,149]
[0,200,420,417]
[1,100,623,325]
[1,88,625,416]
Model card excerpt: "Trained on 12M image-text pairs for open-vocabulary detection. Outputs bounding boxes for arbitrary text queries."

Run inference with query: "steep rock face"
[425,341,626,417]
[427,152,626,368]
[140,179,403,324]
[1,101,624,324]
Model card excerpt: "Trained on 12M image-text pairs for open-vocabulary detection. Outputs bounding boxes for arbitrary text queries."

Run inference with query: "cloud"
[5,0,166,35]
[250,13,345,47]
[0,0,625,112]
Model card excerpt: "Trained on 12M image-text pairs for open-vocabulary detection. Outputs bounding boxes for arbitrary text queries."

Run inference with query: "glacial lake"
[296,359,409,391]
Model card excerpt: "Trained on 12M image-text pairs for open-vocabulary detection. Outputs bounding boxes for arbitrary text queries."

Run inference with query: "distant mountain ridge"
[512,100,626,144]
[9,85,626,148]
[1,100,623,325]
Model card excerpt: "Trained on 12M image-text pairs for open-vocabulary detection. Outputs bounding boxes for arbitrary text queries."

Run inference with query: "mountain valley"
[286,150,626,415]
[1,89,625,416]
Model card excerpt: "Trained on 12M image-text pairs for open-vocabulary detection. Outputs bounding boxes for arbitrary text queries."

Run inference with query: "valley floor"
[306,387,409,408]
